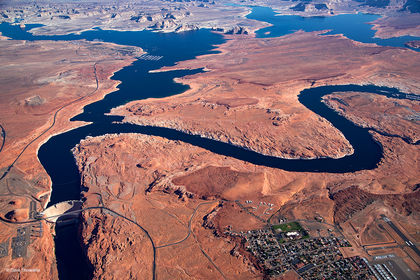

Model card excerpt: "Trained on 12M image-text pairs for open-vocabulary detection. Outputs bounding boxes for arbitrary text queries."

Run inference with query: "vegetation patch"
[272,221,303,232]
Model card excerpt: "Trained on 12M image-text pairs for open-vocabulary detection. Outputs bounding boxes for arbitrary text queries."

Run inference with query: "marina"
[138,54,163,61]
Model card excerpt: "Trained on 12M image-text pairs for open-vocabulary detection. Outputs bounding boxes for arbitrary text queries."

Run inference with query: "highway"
[0,205,157,280]
[1,201,228,280]
[155,200,227,280]
[382,215,420,258]
[0,62,99,181]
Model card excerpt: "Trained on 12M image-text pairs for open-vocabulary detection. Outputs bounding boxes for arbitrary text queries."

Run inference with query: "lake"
[0,6,418,279]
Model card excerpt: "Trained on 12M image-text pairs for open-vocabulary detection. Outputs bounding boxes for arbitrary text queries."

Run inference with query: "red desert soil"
[73,134,262,279]
[112,30,420,159]
[324,91,419,144]
[109,29,420,194]
[371,13,420,39]
[0,38,141,279]
[0,39,141,184]
[0,3,419,279]
[74,128,419,278]
[172,166,265,200]
[331,185,420,224]
[75,30,420,278]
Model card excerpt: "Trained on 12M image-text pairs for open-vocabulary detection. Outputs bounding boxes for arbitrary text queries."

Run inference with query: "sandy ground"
[1,0,419,40]
[78,29,419,278]
[324,91,420,144]
[0,39,142,279]
[0,1,419,278]
[113,30,419,160]
[73,126,419,278]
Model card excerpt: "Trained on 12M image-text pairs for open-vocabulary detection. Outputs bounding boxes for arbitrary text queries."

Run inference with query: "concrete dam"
[41,200,82,223]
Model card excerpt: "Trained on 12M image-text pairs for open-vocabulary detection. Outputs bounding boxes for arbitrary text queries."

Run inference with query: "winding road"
[156,201,216,249]
[0,19,419,280]
[0,62,99,181]
[0,205,157,280]
[1,201,225,280]
[156,201,227,279]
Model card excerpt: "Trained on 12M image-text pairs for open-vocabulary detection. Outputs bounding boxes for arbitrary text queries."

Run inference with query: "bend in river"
[0,7,419,280]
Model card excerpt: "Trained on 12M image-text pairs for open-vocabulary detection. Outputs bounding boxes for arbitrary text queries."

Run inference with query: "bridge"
[40,200,82,223]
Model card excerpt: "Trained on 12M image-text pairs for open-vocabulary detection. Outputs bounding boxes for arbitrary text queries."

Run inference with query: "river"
[247,6,420,51]
[0,6,418,279]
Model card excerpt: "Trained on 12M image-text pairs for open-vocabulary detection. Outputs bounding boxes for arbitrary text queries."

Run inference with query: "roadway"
[156,200,227,280]
[382,215,420,258]
[0,62,99,181]
[0,205,157,280]
[156,201,215,249]
[1,201,229,280]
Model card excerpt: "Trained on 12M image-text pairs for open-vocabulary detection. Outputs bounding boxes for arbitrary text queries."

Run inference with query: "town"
[228,222,372,279]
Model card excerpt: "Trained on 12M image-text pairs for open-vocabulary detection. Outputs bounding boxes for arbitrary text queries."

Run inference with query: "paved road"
[156,201,227,280]
[2,202,227,280]
[0,62,99,181]
[156,201,215,249]
[365,245,400,251]
[383,215,420,258]
[0,205,157,280]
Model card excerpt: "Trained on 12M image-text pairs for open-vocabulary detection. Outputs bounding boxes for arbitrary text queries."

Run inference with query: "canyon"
[0,0,419,279]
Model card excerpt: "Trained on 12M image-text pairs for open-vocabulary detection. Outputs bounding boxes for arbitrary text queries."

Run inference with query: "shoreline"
[39,59,137,209]
[0,2,417,276]
[3,56,137,210]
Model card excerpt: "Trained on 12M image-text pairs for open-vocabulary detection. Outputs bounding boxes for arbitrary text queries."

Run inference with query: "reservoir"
[247,6,420,51]
[0,6,418,279]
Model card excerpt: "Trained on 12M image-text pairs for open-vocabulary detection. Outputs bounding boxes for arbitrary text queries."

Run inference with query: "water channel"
[0,6,418,279]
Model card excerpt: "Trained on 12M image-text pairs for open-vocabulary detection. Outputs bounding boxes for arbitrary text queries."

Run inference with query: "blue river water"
[0,22,226,280]
[247,6,420,50]
[0,6,418,279]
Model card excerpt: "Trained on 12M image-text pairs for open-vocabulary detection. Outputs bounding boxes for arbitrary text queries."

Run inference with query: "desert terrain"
[73,134,261,279]
[0,36,142,279]
[104,24,419,278]
[76,28,420,279]
[324,91,420,144]
[0,0,419,279]
[233,0,420,39]
[113,30,420,159]
[0,0,267,36]
[1,0,419,39]
[72,124,419,278]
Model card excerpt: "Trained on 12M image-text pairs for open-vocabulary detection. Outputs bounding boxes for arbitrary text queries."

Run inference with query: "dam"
[40,200,82,223]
